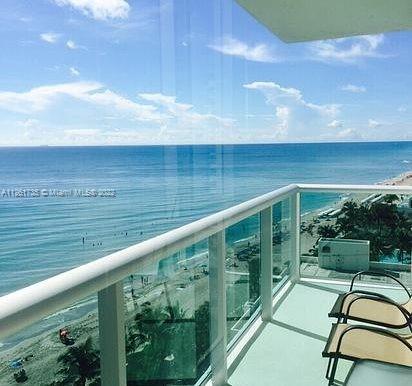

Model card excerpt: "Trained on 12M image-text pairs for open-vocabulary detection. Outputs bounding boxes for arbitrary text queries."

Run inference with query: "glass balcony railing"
[0,295,101,385]
[226,214,261,344]
[300,190,412,287]
[124,239,210,385]
[0,184,410,386]
[272,197,294,290]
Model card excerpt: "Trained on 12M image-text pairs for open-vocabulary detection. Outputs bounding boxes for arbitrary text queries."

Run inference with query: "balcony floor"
[228,281,407,386]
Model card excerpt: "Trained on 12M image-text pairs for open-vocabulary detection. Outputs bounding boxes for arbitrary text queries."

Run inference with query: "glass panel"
[225,214,261,344]
[0,296,100,385]
[300,192,412,287]
[124,239,210,385]
[272,198,293,290]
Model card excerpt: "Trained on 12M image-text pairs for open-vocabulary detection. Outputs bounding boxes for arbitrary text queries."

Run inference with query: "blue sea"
[0,142,411,295]
[0,142,411,348]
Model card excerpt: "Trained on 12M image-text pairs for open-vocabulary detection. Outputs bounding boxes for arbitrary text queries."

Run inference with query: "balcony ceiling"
[235,0,412,42]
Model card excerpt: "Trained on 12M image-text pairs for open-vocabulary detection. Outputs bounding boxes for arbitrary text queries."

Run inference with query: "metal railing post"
[290,191,301,282]
[98,281,127,386]
[260,206,273,321]
[209,230,228,386]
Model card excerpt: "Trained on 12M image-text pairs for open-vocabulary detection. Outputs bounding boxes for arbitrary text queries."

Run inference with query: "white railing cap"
[0,184,298,339]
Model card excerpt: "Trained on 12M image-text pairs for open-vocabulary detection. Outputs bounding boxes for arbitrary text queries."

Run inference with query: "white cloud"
[139,93,234,127]
[327,120,343,128]
[273,106,289,139]
[19,118,40,129]
[0,83,234,145]
[336,128,361,140]
[0,82,97,113]
[139,94,192,114]
[40,32,61,43]
[69,67,80,76]
[310,34,385,63]
[64,128,100,137]
[0,82,163,122]
[398,106,407,112]
[66,40,77,49]
[341,84,366,93]
[368,119,381,128]
[243,81,340,140]
[244,82,339,116]
[208,36,278,63]
[53,0,130,21]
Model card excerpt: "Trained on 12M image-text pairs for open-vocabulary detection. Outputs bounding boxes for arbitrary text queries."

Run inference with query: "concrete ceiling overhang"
[236,0,412,42]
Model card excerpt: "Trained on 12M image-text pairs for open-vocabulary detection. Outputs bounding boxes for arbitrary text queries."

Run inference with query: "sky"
[0,0,411,146]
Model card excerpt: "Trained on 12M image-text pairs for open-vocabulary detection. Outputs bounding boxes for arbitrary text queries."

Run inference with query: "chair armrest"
[350,270,411,298]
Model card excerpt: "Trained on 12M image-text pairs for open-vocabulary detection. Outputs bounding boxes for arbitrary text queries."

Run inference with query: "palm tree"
[336,201,361,235]
[395,227,412,263]
[127,302,189,383]
[54,337,100,386]
[382,194,400,204]
[195,302,210,376]
[317,224,338,239]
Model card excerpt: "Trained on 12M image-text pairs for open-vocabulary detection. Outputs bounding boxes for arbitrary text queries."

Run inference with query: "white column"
[260,207,273,321]
[98,281,127,386]
[290,192,301,282]
[208,230,227,386]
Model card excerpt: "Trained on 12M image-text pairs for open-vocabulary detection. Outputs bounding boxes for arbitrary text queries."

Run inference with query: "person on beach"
[59,328,75,345]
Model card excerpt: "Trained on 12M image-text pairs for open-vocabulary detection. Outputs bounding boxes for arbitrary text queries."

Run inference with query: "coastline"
[381,170,412,186]
[0,170,411,385]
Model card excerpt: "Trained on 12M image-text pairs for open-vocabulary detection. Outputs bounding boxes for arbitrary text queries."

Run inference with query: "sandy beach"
[0,171,411,385]
[382,171,412,186]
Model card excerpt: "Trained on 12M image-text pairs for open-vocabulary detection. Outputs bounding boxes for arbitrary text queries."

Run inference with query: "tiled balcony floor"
[229,281,408,386]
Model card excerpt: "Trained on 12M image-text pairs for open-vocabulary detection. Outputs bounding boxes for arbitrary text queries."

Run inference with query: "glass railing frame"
[0,183,411,386]
[298,184,412,289]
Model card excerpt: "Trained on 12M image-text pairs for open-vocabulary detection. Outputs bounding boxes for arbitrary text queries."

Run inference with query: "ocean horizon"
[1,141,411,294]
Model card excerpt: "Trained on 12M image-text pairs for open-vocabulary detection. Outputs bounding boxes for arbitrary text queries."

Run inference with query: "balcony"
[0,184,411,386]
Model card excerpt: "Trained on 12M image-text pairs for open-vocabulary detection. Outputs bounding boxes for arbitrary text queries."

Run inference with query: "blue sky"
[0,0,411,145]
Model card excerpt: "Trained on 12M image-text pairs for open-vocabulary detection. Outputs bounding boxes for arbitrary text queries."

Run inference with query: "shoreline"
[380,170,412,186]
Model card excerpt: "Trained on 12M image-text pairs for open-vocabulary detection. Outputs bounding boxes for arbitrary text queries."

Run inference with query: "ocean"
[0,141,411,348]
[0,142,411,296]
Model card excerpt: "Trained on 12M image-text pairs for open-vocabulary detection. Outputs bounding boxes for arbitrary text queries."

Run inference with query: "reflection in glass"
[0,296,100,385]
[225,214,261,344]
[272,198,292,290]
[124,239,210,385]
[300,192,412,287]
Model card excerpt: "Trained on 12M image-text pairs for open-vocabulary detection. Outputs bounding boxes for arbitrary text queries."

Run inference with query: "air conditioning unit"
[318,238,370,272]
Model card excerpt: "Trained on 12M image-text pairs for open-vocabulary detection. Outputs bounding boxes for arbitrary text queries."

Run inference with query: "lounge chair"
[329,271,412,330]
[322,323,412,385]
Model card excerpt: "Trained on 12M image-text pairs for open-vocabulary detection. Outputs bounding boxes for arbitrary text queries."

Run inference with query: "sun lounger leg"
[328,357,339,386]
[325,357,333,380]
